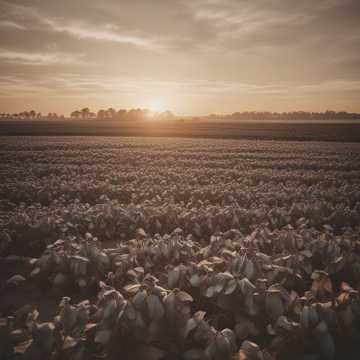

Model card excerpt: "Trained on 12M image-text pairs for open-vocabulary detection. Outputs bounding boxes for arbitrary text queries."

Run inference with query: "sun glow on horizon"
[144,99,166,113]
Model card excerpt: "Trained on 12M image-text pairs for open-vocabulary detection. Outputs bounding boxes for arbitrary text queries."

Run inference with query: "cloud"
[0,49,86,65]
[183,0,360,52]
[0,20,25,30]
[44,20,163,49]
[0,0,359,112]
[1,73,359,98]
[0,1,165,50]
[296,80,360,94]
[1,73,359,114]
[188,0,314,30]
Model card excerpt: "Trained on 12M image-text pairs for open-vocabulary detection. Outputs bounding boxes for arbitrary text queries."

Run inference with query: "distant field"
[0,119,360,141]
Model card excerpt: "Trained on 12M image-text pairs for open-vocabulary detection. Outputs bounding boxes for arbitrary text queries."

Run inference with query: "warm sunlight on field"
[1,136,360,360]
[1,0,360,359]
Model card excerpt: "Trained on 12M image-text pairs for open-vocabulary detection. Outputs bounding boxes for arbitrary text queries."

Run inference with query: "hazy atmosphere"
[2,2,360,360]
[1,0,360,115]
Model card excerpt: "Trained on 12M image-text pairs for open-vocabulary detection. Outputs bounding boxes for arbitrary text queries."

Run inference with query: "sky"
[0,0,359,116]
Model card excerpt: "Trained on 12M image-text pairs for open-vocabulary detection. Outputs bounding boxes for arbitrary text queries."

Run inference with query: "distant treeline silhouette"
[0,107,175,120]
[206,110,360,121]
[0,110,61,119]
[1,109,360,121]
[70,107,175,120]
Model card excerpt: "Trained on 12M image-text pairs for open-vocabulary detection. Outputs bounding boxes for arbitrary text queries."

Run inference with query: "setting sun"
[144,99,166,113]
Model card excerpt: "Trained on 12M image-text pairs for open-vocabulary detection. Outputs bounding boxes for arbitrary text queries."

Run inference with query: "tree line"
[0,107,175,121]
[70,107,175,121]
[0,111,62,119]
[206,110,360,121]
[1,111,41,119]
[1,109,360,121]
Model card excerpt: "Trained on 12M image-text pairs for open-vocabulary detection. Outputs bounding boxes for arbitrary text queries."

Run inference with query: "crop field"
[1,136,360,360]
[1,119,360,142]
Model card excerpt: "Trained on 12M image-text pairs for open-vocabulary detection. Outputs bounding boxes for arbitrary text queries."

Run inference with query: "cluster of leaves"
[1,137,360,360]
[1,198,360,258]
[2,226,360,359]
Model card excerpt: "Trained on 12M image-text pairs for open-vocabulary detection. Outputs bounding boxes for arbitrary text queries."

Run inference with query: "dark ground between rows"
[0,120,360,142]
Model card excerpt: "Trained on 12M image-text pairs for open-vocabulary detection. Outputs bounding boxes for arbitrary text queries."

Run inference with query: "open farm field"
[1,136,360,360]
[1,119,360,142]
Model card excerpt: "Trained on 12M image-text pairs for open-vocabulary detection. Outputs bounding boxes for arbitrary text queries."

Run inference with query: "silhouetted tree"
[107,108,116,119]
[158,111,175,120]
[81,107,90,119]
[97,109,106,120]
[117,109,127,120]
[71,110,81,119]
